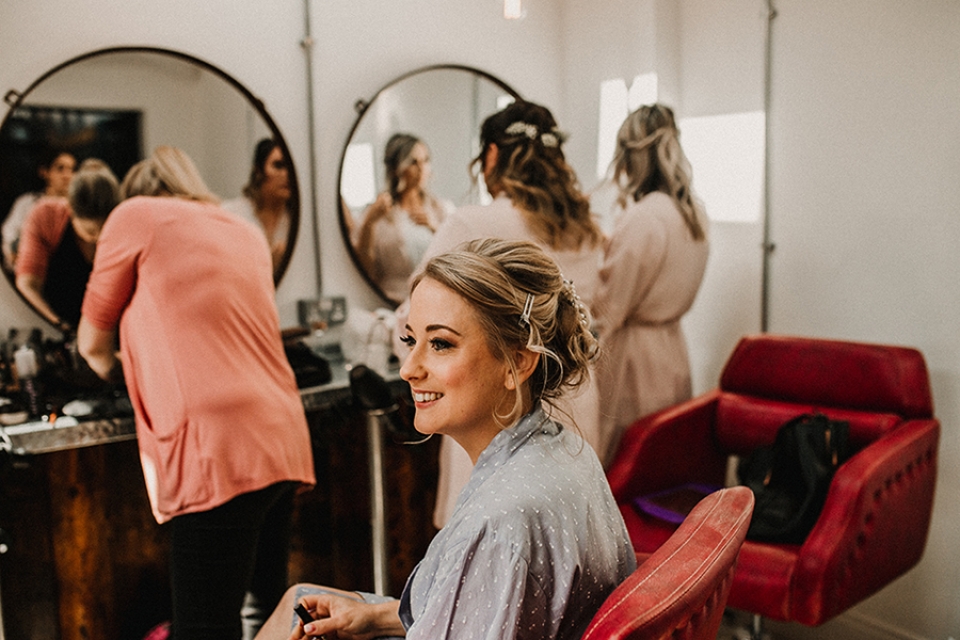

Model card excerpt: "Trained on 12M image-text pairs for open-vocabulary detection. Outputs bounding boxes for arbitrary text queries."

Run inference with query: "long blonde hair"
[120,146,219,204]
[609,104,705,241]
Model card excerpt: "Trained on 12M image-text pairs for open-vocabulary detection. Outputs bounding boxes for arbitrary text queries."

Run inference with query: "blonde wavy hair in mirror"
[610,103,706,241]
[412,238,599,430]
[120,145,219,204]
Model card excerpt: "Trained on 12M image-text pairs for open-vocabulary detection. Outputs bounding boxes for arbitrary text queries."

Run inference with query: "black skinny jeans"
[169,481,297,640]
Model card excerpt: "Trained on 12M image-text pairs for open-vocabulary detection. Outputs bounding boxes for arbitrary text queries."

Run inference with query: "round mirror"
[338,65,520,306]
[0,46,299,330]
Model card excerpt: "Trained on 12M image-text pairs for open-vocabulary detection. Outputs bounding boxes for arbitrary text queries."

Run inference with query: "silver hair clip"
[519,292,535,327]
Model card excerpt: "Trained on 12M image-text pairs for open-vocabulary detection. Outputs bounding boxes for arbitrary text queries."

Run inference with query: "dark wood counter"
[0,367,439,640]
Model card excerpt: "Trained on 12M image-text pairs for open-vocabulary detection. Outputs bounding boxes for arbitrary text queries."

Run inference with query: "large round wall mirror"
[0,46,300,331]
[338,65,520,306]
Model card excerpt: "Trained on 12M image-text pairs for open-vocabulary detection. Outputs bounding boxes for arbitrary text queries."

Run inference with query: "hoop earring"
[400,433,433,445]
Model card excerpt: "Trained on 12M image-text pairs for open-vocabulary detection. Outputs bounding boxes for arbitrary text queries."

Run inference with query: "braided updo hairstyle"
[412,237,599,427]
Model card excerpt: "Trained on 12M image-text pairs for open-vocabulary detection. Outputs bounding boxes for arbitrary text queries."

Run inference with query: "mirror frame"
[337,63,521,306]
[0,45,300,329]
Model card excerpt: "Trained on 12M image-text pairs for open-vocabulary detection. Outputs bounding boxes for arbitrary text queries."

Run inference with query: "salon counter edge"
[0,361,405,456]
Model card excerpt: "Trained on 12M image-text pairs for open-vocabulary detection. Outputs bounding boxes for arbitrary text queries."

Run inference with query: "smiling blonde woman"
[256,239,635,640]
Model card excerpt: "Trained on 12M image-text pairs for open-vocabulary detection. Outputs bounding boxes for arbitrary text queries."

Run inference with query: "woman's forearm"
[15,273,63,327]
[77,318,121,381]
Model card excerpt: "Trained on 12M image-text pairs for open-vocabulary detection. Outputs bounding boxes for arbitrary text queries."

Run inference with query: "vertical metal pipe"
[301,0,323,294]
[366,414,389,595]
[750,613,765,640]
[761,0,778,332]
[0,528,8,640]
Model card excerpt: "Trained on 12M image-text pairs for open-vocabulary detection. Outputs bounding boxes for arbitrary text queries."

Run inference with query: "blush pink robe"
[592,191,709,463]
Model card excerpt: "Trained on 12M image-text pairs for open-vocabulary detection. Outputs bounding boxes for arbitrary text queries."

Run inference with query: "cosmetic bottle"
[14,343,41,419]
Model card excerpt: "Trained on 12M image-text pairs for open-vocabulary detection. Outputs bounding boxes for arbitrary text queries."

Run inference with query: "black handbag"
[737,413,851,543]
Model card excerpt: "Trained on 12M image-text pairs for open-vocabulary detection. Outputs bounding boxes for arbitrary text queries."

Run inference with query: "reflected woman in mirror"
[14,159,118,332]
[352,133,453,302]
[77,146,315,640]
[223,137,292,274]
[395,100,605,529]
[255,239,635,640]
[2,148,77,271]
[592,103,709,463]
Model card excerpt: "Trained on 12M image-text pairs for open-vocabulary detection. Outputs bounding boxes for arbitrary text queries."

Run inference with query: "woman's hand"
[291,594,404,640]
[367,192,394,223]
[352,192,395,274]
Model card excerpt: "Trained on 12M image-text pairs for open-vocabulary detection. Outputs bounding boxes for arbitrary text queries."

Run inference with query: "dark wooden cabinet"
[0,395,439,640]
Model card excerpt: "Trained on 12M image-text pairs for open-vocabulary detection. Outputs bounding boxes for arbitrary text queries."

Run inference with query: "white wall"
[1,1,957,638]
[762,2,960,639]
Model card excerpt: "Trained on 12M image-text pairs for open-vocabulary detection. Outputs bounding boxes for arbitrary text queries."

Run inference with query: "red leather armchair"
[584,486,754,640]
[606,334,940,629]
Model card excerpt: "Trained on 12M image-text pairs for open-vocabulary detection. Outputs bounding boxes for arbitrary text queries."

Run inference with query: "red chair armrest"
[585,487,754,640]
[790,418,940,624]
[606,391,726,503]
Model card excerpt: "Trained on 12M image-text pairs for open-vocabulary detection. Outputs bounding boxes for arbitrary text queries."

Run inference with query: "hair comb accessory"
[506,121,538,140]
[519,292,535,327]
[504,121,564,148]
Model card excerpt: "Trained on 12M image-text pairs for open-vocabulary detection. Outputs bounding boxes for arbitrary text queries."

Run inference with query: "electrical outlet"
[326,296,347,325]
[298,297,348,328]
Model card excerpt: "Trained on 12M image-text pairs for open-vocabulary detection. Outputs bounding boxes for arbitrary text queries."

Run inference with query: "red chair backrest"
[583,486,754,640]
[714,335,933,453]
[720,334,932,417]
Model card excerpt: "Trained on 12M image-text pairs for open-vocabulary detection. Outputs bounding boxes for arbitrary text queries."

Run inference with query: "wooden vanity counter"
[0,366,439,640]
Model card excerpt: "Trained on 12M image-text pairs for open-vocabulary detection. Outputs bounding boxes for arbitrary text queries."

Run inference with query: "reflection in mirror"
[222,138,293,274]
[339,65,519,305]
[0,47,300,332]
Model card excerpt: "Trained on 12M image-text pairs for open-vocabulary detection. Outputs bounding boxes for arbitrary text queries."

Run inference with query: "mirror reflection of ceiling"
[0,47,299,327]
[339,65,519,306]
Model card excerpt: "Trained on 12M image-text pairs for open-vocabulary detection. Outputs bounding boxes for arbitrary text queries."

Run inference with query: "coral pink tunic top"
[82,196,314,523]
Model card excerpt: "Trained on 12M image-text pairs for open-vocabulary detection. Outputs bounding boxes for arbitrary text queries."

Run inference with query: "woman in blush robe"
[592,103,710,464]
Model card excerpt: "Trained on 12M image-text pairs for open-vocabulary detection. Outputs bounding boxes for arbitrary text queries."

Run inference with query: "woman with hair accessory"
[394,99,606,529]
[592,103,709,464]
[77,145,315,640]
[14,158,118,332]
[223,137,293,274]
[255,238,635,640]
[351,132,453,302]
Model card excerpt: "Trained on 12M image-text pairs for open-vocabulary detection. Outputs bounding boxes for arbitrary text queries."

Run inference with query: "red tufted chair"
[583,486,754,640]
[606,334,940,633]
